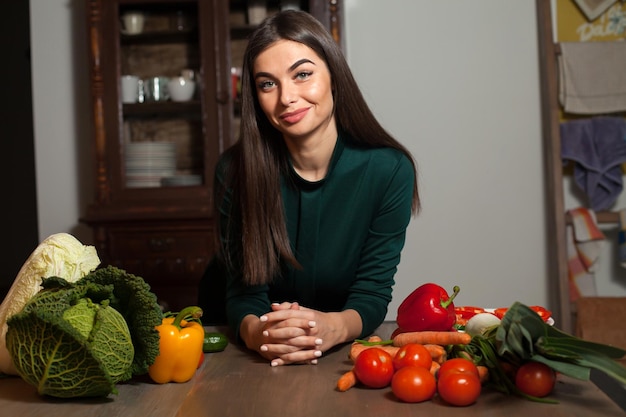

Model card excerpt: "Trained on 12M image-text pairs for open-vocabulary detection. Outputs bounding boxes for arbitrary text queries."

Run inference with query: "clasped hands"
[255,302,324,367]
[241,302,361,366]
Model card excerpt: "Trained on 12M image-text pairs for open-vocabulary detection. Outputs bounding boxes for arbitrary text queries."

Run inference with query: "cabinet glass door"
[118,2,204,190]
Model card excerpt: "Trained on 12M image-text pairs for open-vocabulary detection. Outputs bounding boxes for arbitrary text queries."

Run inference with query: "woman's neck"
[285,124,338,182]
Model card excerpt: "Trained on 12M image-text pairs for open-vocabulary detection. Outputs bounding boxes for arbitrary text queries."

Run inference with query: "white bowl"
[168,77,196,102]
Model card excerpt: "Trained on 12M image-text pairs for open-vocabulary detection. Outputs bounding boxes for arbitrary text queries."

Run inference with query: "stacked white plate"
[125,142,176,188]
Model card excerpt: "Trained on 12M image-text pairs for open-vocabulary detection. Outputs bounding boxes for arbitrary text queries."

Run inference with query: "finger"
[261,310,316,328]
[261,321,317,338]
[272,348,323,366]
[260,342,300,358]
[263,327,305,339]
[272,358,318,366]
[261,334,322,353]
[262,336,323,356]
[270,302,293,311]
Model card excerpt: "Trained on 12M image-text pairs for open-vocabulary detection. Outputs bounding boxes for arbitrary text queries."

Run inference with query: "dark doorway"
[0,1,39,299]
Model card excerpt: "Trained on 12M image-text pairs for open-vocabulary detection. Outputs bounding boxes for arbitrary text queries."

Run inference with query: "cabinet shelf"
[121,29,199,45]
[123,100,201,116]
[565,211,621,225]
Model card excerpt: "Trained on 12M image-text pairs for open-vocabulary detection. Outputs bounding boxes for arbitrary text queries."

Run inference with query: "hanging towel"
[566,207,604,301]
[561,116,626,211]
[619,209,626,267]
[558,41,626,114]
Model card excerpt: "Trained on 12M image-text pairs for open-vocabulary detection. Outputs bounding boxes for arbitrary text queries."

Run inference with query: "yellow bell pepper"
[148,306,204,384]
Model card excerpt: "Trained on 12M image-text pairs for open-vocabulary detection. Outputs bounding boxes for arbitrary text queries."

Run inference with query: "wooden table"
[0,323,624,417]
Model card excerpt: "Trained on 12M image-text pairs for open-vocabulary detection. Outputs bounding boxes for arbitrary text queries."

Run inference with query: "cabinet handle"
[148,238,173,252]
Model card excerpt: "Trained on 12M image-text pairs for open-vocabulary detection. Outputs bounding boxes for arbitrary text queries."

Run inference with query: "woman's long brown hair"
[217,10,420,286]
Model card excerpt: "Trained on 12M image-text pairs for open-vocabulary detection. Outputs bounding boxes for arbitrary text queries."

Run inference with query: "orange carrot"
[392,331,472,347]
[349,343,367,361]
[336,369,357,392]
[349,341,400,362]
[423,344,447,364]
[348,335,400,362]
[429,361,441,376]
[379,345,400,358]
[390,327,404,339]
[477,365,489,384]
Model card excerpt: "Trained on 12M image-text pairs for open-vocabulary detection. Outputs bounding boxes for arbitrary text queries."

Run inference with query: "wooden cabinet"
[82,0,343,311]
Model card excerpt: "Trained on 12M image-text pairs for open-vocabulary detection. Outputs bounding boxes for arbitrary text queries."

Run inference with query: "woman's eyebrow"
[254,58,316,80]
[289,58,315,72]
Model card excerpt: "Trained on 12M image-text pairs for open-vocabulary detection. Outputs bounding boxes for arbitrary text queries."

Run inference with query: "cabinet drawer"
[109,231,212,258]
[104,228,216,312]
[106,229,215,283]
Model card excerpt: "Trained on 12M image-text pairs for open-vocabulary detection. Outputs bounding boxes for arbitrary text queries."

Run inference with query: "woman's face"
[253,40,336,142]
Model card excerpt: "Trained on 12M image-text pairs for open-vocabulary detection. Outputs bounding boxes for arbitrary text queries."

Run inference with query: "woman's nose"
[280,85,297,106]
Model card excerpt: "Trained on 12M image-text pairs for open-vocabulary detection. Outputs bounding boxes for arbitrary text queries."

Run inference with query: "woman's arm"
[343,153,415,337]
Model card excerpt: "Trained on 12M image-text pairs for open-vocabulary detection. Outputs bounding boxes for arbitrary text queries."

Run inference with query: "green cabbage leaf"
[6,277,135,398]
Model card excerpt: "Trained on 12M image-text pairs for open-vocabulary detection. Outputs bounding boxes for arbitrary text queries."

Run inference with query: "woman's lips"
[280,107,309,124]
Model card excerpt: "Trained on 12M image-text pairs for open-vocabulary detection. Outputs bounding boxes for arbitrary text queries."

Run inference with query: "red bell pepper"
[396,283,460,332]
[454,306,486,320]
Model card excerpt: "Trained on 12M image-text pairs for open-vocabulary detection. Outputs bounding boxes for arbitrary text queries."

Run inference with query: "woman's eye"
[295,71,312,81]
[258,80,275,90]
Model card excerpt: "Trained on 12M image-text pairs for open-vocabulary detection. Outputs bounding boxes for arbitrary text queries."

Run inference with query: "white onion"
[465,313,501,337]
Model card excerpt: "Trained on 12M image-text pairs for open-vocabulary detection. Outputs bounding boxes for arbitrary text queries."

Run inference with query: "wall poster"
[557,0,626,41]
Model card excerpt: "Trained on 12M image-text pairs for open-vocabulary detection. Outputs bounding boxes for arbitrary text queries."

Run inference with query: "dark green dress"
[218,135,415,339]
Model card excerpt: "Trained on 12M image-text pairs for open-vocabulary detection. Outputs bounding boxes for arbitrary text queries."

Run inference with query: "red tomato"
[493,307,508,319]
[515,361,556,397]
[437,370,482,406]
[391,366,436,403]
[353,347,395,389]
[438,358,479,379]
[393,343,433,371]
[454,306,486,320]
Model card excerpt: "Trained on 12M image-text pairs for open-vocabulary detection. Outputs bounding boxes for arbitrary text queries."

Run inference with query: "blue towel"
[561,116,626,211]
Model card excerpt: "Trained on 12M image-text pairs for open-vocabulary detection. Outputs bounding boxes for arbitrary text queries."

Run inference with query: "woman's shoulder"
[342,139,413,173]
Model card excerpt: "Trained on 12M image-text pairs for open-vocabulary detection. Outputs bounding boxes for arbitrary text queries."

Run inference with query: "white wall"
[30,0,93,244]
[344,0,553,317]
[28,1,626,320]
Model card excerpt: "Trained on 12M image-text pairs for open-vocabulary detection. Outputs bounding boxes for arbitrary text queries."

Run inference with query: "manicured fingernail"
[308,321,316,327]
[271,360,279,367]
[315,338,323,345]
[260,315,268,322]
[263,330,269,337]
[271,302,280,305]
[314,350,322,357]
[310,359,318,365]
[260,345,268,352]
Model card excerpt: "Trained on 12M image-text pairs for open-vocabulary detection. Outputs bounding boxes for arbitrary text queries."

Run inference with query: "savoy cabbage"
[6,266,163,398]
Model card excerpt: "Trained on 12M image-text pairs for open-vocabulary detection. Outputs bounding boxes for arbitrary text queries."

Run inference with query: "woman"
[210,10,419,366]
